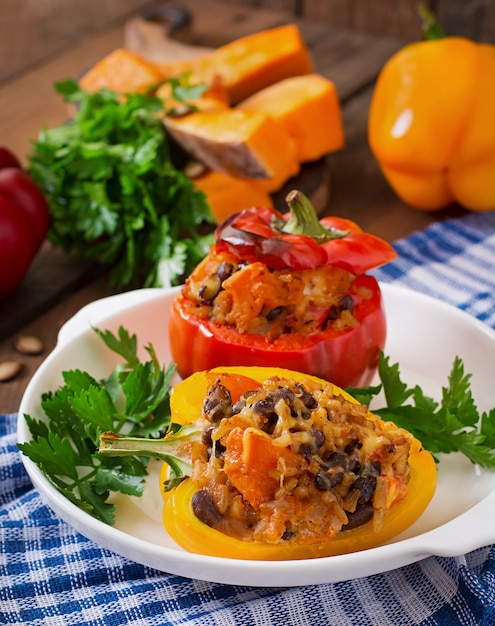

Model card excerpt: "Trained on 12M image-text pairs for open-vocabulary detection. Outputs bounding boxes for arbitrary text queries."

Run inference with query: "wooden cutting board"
[124,5,330,214]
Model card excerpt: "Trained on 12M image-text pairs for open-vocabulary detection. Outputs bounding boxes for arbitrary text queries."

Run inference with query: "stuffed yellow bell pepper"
[369,17,495,212]
[100,366,437,561]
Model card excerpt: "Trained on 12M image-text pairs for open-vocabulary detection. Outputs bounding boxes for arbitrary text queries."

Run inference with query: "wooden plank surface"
[0,0,154,84]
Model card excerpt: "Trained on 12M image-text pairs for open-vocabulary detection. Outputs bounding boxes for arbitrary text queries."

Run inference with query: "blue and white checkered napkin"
[2,210,495,626]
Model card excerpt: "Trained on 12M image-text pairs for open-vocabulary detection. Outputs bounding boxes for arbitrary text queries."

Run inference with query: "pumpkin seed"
[14,335,44,355]
[0,360,23,382]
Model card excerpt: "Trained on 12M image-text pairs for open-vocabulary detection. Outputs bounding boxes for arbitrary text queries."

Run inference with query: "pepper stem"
[283,190,330,239]
[283,190,348,242]
[99,422,202,489]
[417,3,445,40]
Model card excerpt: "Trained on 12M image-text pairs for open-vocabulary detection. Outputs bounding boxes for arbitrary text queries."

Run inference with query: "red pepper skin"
[0,146,22,170]
[168,273,386,388]
[216,207,396,274]
[0,147,51,299]
[0,196,37,299]
[215,207,326,270]
[0,168,50,251]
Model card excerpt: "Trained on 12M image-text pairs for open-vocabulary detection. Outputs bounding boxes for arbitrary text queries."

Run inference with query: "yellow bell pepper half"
[368,37,495,211]
[162,366,437,561]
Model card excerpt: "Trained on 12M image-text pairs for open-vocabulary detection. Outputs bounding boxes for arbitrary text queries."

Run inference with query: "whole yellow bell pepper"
[162,366,437,561]
[368,29,495,211]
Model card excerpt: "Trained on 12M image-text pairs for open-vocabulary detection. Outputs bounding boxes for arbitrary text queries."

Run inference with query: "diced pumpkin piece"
[164,109,300,187]
[79,48,164,94]
[192,169,274,223]
[154,24,314,104]
[237,74,345,162]
[223,427,306,510]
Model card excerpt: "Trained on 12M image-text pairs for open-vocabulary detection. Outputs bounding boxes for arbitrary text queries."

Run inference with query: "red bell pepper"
[169,191,396,388]
[0,146,51,299]
[0,146,22,170]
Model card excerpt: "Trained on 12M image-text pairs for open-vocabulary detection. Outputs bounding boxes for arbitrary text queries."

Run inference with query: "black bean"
[325,305,340,322]
[217,261,234,283]
[341,503,374,531]
[314,470,344,491]
[252,397,275,415]
[324,296,354,327]
[348,457,361,474]
[198,275,221,302]
[281,528,295,541]
[201,426,214,447]
[340,295,354,313]
[363,461,381,477]
[352,475,377,504]
[325,451,348,471]
[191,490,223,528]
[251,397,278,433]
[294,383,317,409]
[214,440,226,459]
[298,443,312,463]
[266,306,284,321]
[273,387,295,405]
[203,383,232,422]
[263,413,279,434]
[345,439,362,455]
[312,429,325,449]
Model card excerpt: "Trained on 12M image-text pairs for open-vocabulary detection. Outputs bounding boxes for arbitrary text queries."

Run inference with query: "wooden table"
[0,0,466,414]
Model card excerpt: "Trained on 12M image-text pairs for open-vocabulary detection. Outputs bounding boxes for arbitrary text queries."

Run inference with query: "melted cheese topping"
[192,376,412,545]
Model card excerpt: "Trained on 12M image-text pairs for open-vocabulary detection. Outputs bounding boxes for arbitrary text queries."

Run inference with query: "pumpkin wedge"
[79,48,163,94]
[237,74,345,162]
[191,169,274,223]
[164,109,300,187]
[155,24,314,104]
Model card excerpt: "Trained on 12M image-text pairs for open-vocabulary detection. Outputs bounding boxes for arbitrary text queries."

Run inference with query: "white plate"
[17,284,495,587]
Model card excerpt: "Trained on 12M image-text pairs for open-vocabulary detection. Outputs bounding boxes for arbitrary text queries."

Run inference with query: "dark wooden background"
[1,0,494,86]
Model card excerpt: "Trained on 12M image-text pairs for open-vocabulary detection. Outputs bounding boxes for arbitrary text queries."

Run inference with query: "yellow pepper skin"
[368,37,495,211]
[162,366,437,561]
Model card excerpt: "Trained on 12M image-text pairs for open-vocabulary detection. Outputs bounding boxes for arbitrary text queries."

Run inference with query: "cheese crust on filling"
[190,376,412,545]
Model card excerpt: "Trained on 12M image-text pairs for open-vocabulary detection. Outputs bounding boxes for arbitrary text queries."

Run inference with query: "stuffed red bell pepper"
[168,191,397,388]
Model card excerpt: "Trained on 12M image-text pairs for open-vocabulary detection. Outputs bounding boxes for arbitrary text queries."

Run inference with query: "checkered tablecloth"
[2,210,495,625]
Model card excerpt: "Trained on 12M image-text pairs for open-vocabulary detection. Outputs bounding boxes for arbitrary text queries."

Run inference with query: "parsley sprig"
[28,78,214,288]
[18,327,180,524]
[18,329,495,527]
[347,353,495,467]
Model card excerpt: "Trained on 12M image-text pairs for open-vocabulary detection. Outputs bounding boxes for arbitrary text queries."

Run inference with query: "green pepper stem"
[98,422,201,487]
[417,3,445,40]
[283,190,330,239]
[283,190,349,242]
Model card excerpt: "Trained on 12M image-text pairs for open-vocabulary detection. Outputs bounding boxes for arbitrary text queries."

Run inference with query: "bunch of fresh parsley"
[28,79,214,288]
[18,327,495,526]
